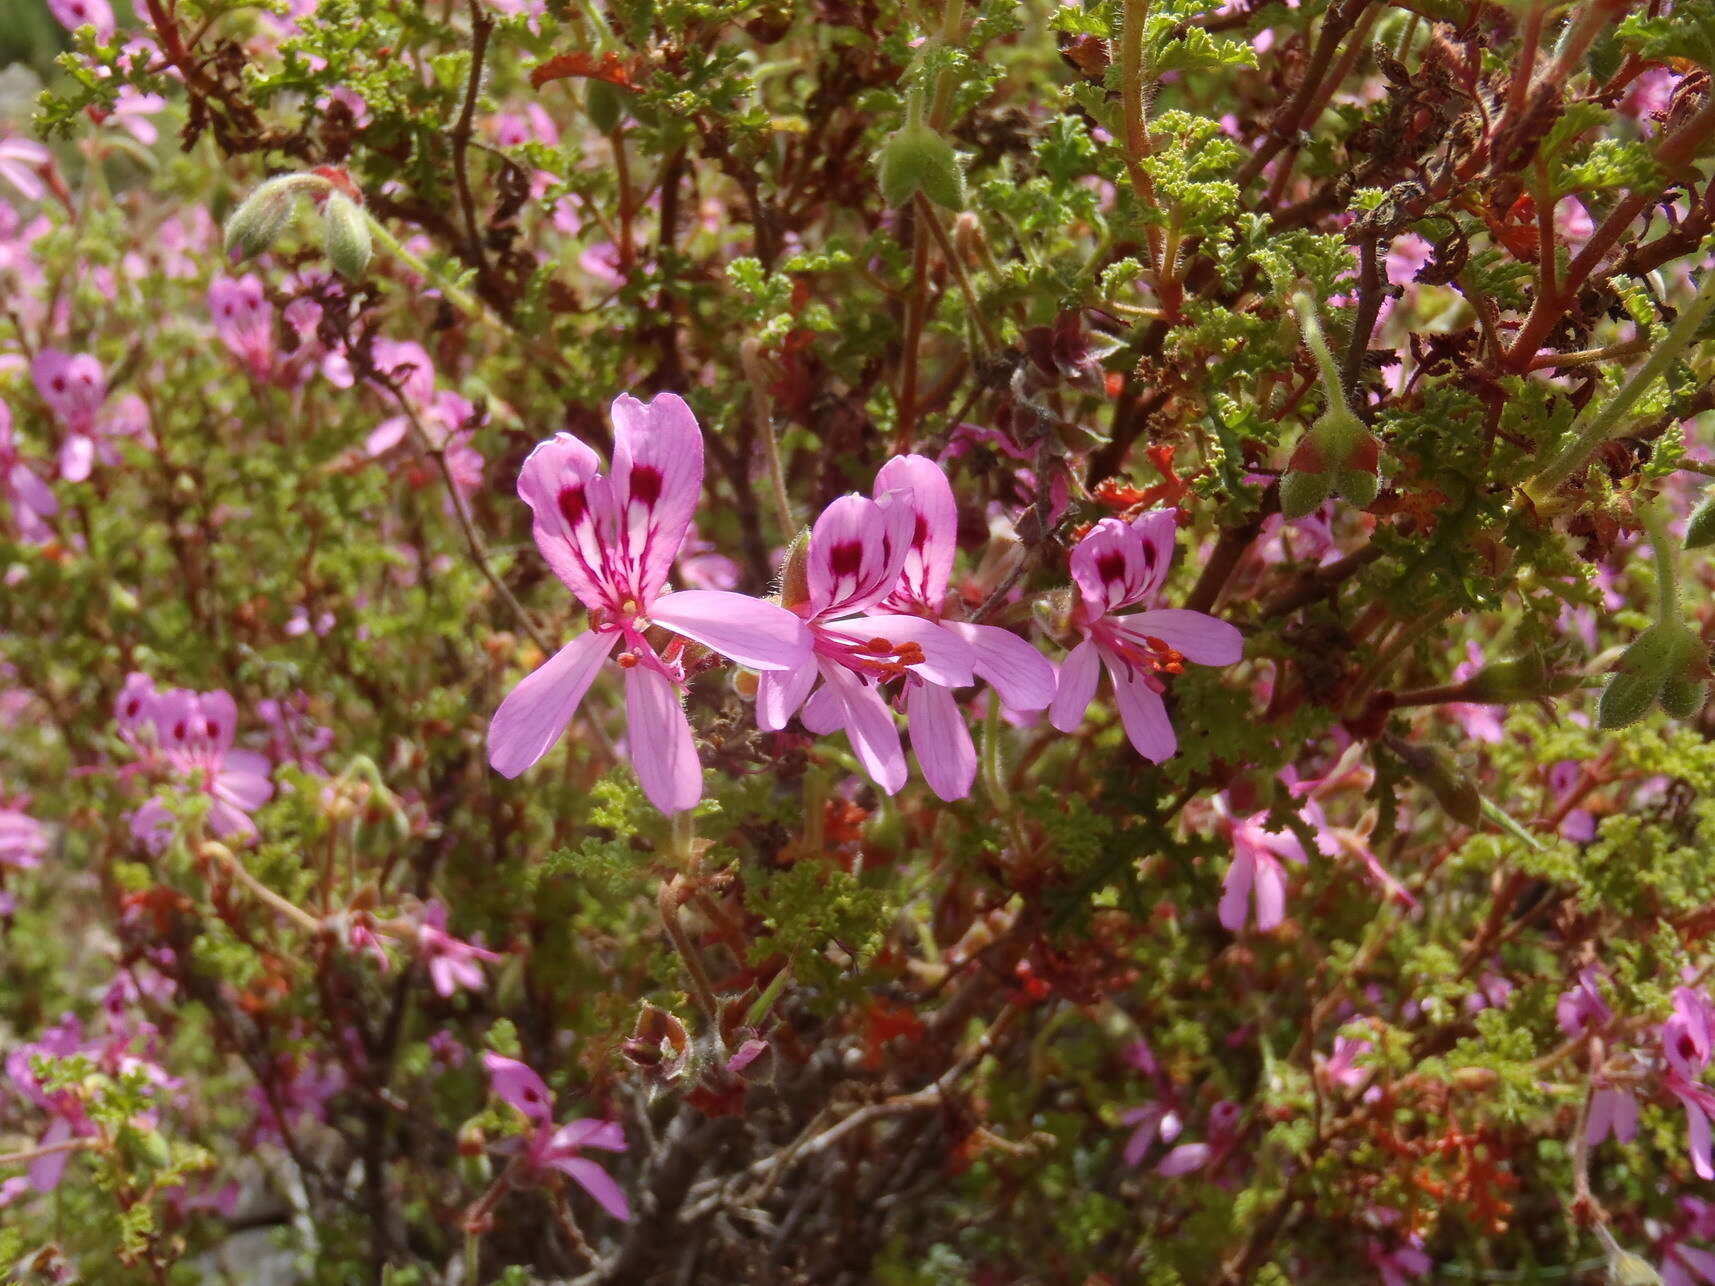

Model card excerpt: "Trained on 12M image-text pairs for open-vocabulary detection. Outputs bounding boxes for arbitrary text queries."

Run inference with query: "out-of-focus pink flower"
[1556,967,1612,1038]
[0,400,58,544]
[208,275,276,380]
[416,901,501,997]
[0,799,48,870]
[1215,799,1308,933]
[482,1051,630,1220]
[122,686,274,850]
[1050,512,1243,762]
[0,137,52,202]
[48,0,115,40]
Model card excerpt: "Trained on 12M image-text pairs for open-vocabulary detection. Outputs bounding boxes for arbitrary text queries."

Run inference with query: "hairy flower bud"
[223,175,313,263]
[1598,622,1706,729]
[322,193,372,280]
[778,528,812,609]
[1278,466,1332,521]
[586,79,624,134]
[1688,490,1715,550]
[1386,736,1481,828]
[877,122,965,210]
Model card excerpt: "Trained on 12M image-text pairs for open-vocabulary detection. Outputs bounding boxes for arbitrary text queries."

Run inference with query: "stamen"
[615,651,639,669]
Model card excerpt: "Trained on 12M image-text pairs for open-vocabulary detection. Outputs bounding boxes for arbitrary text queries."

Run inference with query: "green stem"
[740,338,796,538]
[980,694,1011,815]
[364,212,487,321]
[1641,497,1683,626]
[1291,291,1348,413]
[1523,262,1715,505]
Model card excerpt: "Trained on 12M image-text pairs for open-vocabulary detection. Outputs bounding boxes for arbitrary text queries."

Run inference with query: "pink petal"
[482,1053,555,1127]
[59,435,94,483]
[1049,638,1101,733]
[1685,1094,1715,1181]
[516,433,618,612]
[1252,854,1287,931]
[649,589,811,671]
[1116,608,1244,666]
[1675,1246,1715,1284]
[10,463,57,517]
[552,1118,627,1153]
[1219,850,1254,932]
[488,630,615,777]
[1104,652,1177,762]
[207,799,258,842]
[800,679,843,735]
[874,453,955,606]
[1156,1142,1209,1176]
[1069,514,1174,615]
[945,620,1056,711]
[756,659,818,731]
[821,662,906,794]
[623,663,701,814]
[806,493,914,617]
[608,392,703,604]
[552,1156,631,1221]
[906,681,976,801]
[28,1117,73,1192]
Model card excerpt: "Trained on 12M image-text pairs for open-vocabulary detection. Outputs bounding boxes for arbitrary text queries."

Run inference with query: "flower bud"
[586,79,625,134]
[224,175,310,263]
[877,122,965,210]
[1598,622,1704,729]
[1659,673,1709,720]
[1463,653,1549,702]
[778,528,812,609]
[1688,491,1715,550]
[322,192,372,280]
[1279,466,1332,521]
[1385,736,1481,828]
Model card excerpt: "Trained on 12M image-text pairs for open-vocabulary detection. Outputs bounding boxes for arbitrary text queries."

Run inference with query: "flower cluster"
[488,392,1243,813]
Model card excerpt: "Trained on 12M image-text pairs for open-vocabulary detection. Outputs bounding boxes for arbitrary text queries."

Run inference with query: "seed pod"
[778,528,813,609]
[223,175,308,263]
[586,79,624,134]
[877,122,966,210]
[1279,465,1333,520]
[1687,491,1715,549]
[322,192,372,280]
[1385,736,1481,828]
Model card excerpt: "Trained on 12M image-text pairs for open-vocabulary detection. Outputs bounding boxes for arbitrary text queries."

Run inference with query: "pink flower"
[0,137,51,202]
[481,1051,630,1220]
[1157,1099,1241,1176]
[758,489,976,795]
[208,275,276,380]
[1586,1082,1638,1146]
[1050,512,1243,761]
[1217,800,1309,933]
[864,454,1055,799]
[416,902,501,997]
[125,688,275,849]
[1555,967,1612,1038]
[102,86,166,145]
[0,802,48,870]
[0,400,58,543]
[1367,1233,1431,1286]
[1663,988,1715,1178]
[47,0,115,40]
[32,349,106,481]
[487,392,811,813]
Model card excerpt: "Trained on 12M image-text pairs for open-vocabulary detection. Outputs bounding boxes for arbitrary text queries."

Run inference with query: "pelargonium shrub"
[7,0,1715,1278]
